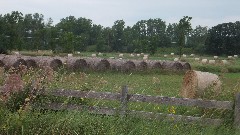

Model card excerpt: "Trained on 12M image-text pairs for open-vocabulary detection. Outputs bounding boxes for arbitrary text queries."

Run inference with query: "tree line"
[0,11,239,55]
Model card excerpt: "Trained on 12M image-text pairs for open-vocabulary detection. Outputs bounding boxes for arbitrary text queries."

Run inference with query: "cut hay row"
[0,55,191,72]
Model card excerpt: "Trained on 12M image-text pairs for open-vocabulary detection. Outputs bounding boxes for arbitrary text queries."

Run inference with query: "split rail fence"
[39,86,240,127]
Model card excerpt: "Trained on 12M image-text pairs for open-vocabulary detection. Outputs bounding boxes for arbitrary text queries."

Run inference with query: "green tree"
[177,16,192,57]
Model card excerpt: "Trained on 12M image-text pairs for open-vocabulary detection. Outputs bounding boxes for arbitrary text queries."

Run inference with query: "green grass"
[1,51,240,134]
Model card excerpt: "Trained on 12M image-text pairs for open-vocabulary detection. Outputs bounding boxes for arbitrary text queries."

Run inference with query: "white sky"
[1,0,240,28]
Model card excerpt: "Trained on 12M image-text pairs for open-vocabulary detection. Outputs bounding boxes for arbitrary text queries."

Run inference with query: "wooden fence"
[39,86,240,127]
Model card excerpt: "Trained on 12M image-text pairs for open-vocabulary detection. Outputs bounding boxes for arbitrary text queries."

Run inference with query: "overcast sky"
[1,0,240,28]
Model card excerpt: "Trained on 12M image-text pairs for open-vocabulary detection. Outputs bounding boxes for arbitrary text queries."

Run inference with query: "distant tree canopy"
[0,11,240,55]
[205,22,240,55]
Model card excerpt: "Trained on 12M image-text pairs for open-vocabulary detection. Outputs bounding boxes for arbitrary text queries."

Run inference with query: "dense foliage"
[0,11,239,55]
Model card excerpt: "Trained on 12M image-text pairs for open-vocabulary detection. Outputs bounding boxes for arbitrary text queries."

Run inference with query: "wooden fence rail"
[40,86,240,127]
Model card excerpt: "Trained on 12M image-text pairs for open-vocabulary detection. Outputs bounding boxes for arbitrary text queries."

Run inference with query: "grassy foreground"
[0,66,240,134]
[1,49,240,134]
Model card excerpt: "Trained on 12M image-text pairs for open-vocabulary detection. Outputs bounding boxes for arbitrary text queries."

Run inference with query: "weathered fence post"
[234,93,240,128]
[120,85,128,116]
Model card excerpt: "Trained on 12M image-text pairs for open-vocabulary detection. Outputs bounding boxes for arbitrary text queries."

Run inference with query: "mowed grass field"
[1,51,240,134]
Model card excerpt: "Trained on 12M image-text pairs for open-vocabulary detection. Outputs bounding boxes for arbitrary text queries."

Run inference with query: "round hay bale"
[146,60,163,69]
[49,59,63,70]
[132,60,148,71]
[136,54,140,57]
[0,55,6,67]
[234,55,238,58]
[68,54,73,57]
[85,58,110,71]
[221,60,229,65]
[67,58,88,71]
[119,54,124,58]
[179,62,191,70]
[91,54,97,58]
[162,61,183,71]
[143,56,148,60]
[201,59,208,64]
[180,70,221,99]
[164,54,168,58]
[21,56,38,69]
[108,59,135,72]
[96,59,110,71]
[174,58,179,61]
[33,56,63,70]
[1,55,27,69]
[214,56,218,59]
[194,58,200,61]
[208,60,215,65]
[227,56,233,59]
[190,54,195,57]
[170,53,174,56]
[182,54,187,58]
[123,60,136,72]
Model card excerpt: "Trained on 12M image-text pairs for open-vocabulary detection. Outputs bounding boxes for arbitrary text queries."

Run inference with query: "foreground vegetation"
[0,59,239,134]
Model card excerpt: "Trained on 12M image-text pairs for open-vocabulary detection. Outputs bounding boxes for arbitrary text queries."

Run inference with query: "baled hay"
[146,60,163,69]
[130,54,134,57]
[84,57,100,70]
[201,59,208,64]
[2,55,27,69]
[162,61,183,71]
[136,54,140,57]
[179,62,191,70]
[13,51,20,55]
[132,60,148,71]
[144,54,148,58]
[98,52,103,56]
[180,70,221,99]
[77,51,80,54]
[96,59,110,71]
[174,58,179,61]
[214,56,218,59]
[228,56,233,59]
[84,58,110,71]
[67,58,87,71]
[194,58,200,61]
[25,59,37,68]
[119,54,124,58]
[0,60,5,67]
[208,60,216,65]
[92,54,97,57]
[182,54,187,58]
[234,55,238,58]
[49,59,63,70]
[54,56,67,64]
[33,56,63,70]
[108,59,136,72]
[21,56,38,68]
[109,57,115,59]
[164,55,168,58]
[143,56,148,60]
[221,60,229,65]
[190,54,195,57]
[0,55,5,67]
[140,53,144,56]
[108,59,123,71]
[68,54,73,57]
[171,53,174,56]
[122,60,136,72]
